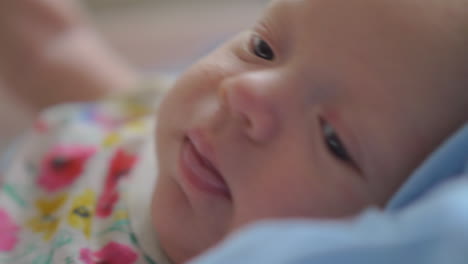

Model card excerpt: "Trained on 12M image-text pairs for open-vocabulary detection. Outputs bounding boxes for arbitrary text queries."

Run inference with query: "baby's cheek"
[333,178,375,213]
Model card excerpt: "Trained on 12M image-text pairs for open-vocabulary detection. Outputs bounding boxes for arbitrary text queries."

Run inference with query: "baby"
[0,0,467,263]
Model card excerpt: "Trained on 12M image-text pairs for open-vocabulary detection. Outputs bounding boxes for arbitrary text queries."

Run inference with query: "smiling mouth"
[179,136,231,199]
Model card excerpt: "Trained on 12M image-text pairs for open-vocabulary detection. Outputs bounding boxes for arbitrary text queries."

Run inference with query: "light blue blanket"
[191,123,468,264]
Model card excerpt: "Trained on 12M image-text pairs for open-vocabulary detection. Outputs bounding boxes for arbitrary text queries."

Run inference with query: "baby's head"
[152,0,468,262]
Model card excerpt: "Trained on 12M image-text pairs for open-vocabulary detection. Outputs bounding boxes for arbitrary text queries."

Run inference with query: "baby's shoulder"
[0,80,168,263]
[28,75,172,159]
[40,75,171,140]
[0,76,169,205]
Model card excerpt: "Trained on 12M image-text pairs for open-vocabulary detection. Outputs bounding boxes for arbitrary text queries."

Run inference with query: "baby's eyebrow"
[257,0,293,29]
[253,0,295,50]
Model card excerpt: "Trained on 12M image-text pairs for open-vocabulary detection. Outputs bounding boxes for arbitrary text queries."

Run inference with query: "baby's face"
[153,0,466,263]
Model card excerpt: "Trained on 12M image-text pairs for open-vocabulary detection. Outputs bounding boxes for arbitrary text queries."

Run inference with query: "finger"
[24,0,84,28]
[4,0,83,34]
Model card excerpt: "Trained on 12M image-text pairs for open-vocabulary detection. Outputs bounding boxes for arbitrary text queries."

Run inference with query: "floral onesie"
[0,79,173,264]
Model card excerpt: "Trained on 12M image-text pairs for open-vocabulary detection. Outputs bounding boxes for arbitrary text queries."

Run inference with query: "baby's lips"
[184,128,232,198]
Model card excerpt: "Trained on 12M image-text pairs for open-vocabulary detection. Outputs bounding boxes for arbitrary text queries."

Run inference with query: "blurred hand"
[0,0,137,111]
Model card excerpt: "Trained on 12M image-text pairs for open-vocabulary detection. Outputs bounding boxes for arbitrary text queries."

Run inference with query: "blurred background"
[0,0,267,148]
[83,0,267,72]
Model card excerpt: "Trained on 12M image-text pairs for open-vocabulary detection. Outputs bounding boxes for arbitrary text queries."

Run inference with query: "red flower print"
[37,145,97,192]
[80,242,138,264]
[105,149,138,190]
[96,149,138,218]
[96,189,118,218]
[0,209,20,252]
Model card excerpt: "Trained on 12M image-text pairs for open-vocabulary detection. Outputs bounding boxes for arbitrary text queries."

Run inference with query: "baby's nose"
[219,72,281,143]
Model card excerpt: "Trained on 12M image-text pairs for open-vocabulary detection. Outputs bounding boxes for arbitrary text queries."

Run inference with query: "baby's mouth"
[179,134,231,199]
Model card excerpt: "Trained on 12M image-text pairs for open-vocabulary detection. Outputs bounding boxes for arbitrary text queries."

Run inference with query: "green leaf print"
[97,219,130,236]
[2,184,26,208]
[32,231,73,264]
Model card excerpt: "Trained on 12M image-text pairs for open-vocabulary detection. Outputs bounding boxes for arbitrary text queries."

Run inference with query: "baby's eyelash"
[249,34,275,61]
[320,118,354,164]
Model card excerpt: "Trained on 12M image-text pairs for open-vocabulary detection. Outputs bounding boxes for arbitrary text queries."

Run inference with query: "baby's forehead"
[259,0,468,101]
[262,0,467,54]
[265,0,464,27]
[261,0,401,38]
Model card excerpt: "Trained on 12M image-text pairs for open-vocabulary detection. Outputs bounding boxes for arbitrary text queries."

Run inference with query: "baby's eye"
[250,35,275,61]
[321,120,353,163]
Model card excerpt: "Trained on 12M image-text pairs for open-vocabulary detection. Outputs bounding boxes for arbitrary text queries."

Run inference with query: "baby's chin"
[148,175,207,264]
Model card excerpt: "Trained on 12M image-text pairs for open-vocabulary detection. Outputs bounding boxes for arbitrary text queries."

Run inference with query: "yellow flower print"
[113,210,129,221]
[123,100,151,118]
[27,194,68,241]
[68,189,96,238]
[102,132,121,148]
[124,120,146,133]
